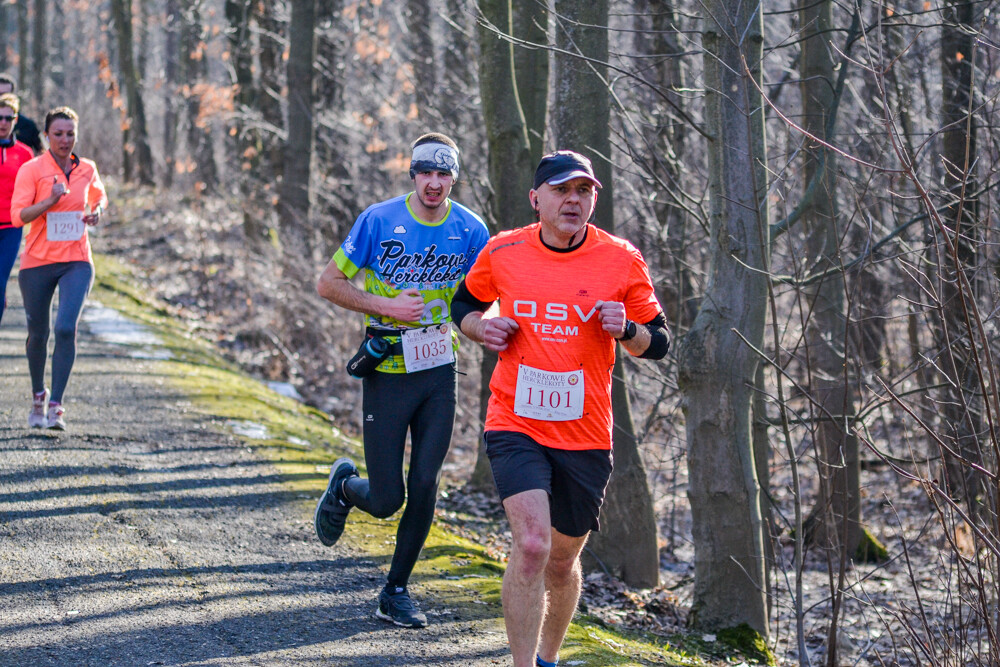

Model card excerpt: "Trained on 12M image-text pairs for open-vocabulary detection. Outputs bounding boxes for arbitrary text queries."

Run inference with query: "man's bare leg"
[537,529,588,663]
[502,489,553,667]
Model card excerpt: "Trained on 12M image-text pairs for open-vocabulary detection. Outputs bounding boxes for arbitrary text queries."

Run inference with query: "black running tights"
[343,363,456,589]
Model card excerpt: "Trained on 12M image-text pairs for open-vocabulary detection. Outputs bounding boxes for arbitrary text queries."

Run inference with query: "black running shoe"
[376,588,428,628]
[314,457,358,547]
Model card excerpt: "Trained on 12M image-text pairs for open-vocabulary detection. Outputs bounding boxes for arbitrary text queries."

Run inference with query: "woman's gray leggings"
[18,261,94,403]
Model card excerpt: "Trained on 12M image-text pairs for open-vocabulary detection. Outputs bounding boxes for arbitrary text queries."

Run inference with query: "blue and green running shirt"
[332,192,490,373]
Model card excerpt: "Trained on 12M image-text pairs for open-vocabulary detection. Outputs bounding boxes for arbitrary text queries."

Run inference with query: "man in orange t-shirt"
[451,151,669,667]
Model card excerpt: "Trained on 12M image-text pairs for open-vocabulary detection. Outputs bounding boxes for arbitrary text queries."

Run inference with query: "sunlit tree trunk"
[938,0,983,511]
[163,0,180,187]
[0,5,8,73]
[16,0,28,90]
[258,1,285,175]
[470,0,536,492]
[110,0,155,185]
[30,0,44,109]
[678,0,769,634]
[405,0,434,113]
[798,0,860,566]
[179,0,218,192]
[512,0,547,163]
[279,0,318,262]
[553,0,659,588]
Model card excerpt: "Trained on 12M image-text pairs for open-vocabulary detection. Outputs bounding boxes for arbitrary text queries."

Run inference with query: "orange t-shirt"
[464,223,663,451]
[11,151,108,270]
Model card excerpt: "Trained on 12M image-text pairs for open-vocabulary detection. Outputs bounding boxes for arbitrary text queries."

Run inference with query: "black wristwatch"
[619,319,637,341]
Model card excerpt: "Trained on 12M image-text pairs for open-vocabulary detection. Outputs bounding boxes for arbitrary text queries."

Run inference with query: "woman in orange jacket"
[0,93,35,324]
[11,106,108,429]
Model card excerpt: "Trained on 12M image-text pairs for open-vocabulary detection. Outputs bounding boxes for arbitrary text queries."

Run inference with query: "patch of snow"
[227,420,269,440]
[82,302,171,359]
[266,381,303,401]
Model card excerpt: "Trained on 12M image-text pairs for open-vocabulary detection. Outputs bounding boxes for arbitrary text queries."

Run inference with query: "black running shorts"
[484,430,613,537]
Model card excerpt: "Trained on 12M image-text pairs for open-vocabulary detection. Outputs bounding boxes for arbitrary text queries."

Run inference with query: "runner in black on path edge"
[314,132,489,628]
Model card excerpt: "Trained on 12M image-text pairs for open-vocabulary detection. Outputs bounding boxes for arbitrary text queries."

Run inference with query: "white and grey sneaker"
[28,389,48,428]
[46,402,66,430]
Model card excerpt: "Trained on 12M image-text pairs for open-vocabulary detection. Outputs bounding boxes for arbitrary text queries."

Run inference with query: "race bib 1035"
[401,323,455,373]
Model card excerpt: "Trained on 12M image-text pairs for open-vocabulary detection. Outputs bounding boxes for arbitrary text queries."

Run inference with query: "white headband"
[410,142,460,179]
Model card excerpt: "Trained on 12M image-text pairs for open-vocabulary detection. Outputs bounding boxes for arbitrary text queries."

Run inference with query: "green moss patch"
[855,526,890,563]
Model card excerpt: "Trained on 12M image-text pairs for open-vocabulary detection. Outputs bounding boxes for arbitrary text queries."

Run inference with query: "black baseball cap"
[532,150,603,189]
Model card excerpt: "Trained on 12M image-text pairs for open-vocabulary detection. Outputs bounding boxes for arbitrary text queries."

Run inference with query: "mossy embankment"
[91,253,747,667]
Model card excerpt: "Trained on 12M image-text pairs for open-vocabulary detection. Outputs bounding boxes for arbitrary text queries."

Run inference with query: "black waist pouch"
[346,335,391,378]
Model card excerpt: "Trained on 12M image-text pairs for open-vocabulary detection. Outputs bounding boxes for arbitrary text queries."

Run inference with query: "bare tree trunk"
[470,0,536,492]
[552,0,659,589]
[258,2,285,174]
[640,0,697,329]
[797,0,861,570]
[938,0,983,511]
[16,0,28,91]
[179,0,219,193]
[678,0,769,634]
[404,0,434,113]
[226,0,269,243]
[110,0,155,185]
[0,5,8,73]
[279,0,318,264]
[163,0,180,187]
[511,0,547,163]
[30,0,44,109]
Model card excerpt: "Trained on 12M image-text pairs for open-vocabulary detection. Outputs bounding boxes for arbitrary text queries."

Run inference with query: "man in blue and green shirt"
[315,132,489,628]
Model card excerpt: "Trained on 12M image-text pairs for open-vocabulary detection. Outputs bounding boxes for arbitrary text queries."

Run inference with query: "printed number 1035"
[412,340,449,360]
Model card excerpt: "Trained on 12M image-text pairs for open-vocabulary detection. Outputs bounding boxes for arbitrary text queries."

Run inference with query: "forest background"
[3,0,998,664]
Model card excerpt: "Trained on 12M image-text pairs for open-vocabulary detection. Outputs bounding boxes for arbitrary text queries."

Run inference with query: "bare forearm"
[317,260,426,322]
[617,324,651,356]
[17,197,58,225]
[319,275,382,316]
[458,312,487,343]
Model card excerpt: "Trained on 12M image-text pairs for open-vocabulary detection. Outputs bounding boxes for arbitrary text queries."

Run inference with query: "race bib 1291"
[46,211,84,242]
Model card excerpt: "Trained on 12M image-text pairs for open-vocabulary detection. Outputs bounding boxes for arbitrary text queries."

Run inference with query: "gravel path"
[0,277,510,666]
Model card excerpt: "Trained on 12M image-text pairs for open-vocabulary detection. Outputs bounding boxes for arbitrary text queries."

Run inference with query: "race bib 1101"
[46,211,85,242]
[513,364,585,421]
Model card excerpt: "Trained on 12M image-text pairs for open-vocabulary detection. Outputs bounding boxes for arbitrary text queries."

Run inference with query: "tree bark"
[678,0,769,634]
[16,0,28,91]
[0,5,7,73]
[179,0,219,193]
[110,0,155,185]
[279,0,319,263]
[405,0,434,113]
[226,0,269,243]
[797,0,861,565]
[511,0,548,163]
[553,0,659,588]
[937,0,983,511]
[470,0,536,492]
[163,0,180,187]
[30,0,44,109]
